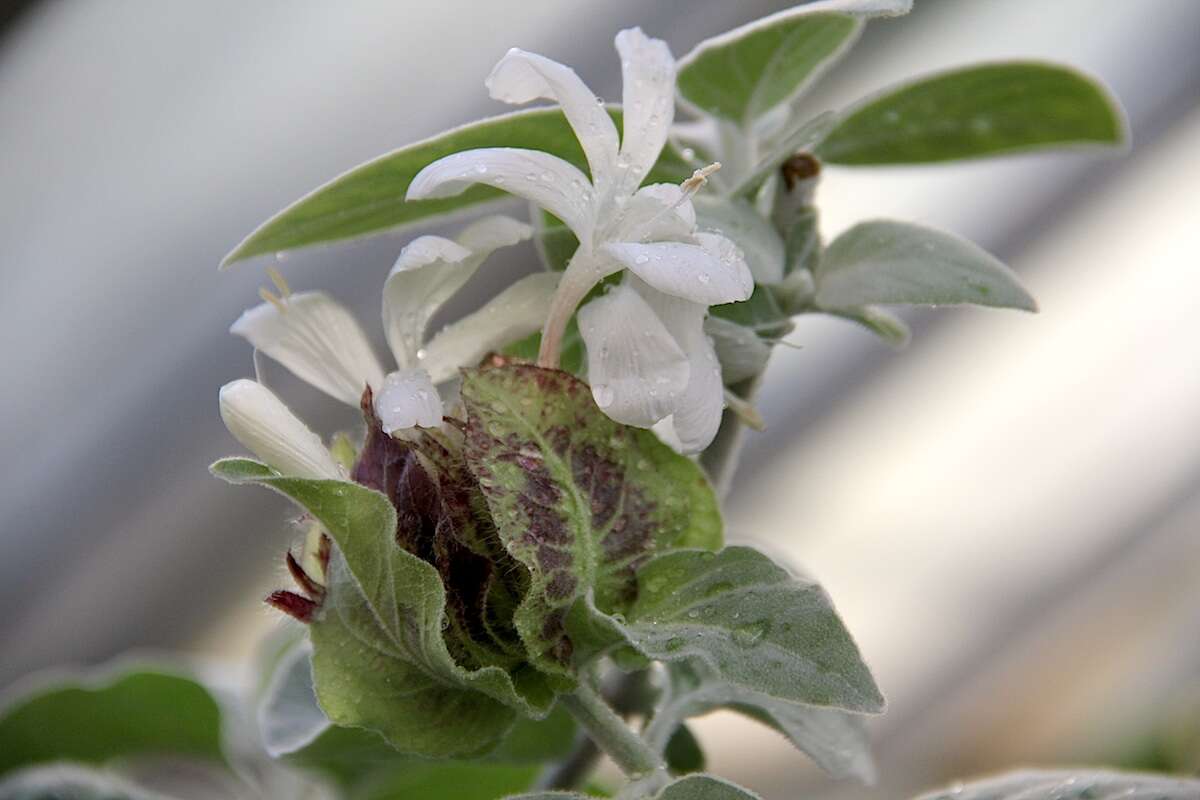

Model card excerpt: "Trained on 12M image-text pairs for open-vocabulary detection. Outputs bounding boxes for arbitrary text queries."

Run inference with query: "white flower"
[219,379,342,479]
[230,215,557,434]
[407,28,753,452]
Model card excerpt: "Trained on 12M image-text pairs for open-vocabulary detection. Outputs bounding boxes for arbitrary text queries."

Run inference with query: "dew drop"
[635,253,650,265]
[680,147,695,160]
[593,383,615,408]
[474,164,488,174]
[697,273,711,285]
[732,620,770,647]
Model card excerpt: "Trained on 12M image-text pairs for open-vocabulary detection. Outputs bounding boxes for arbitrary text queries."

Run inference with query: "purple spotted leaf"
[459,363,723,676]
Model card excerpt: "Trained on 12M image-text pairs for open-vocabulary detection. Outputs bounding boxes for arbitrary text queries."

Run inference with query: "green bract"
[460,364,723,677]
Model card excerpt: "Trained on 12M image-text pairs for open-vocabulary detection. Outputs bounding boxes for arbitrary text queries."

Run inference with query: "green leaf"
[222,108,691,266]
[664,724,706,776]
[656,774,761,800]
[817,62,1126,165]
[210,459,554,758]
[355,762,539,800]
[532,211,579,273]
[694,197,785,285]
[591,546,884,713]
[0,667,225,778]
[677,1,913,124]
[704,317,772,385]
[487,706,579,764]
[912,769,1200,800]
[658,662,874,782]
[0,765,179,800]
[825,306,911,348]
[459,364,723,676]
[815,220,1036,311]
[257,640,404,786]
[711,285,794,342]
[501,794,589,800]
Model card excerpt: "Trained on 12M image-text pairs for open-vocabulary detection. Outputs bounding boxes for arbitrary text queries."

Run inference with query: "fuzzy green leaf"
[704,317,772,385]
[459,365,722,675]
[0,668,225,778]
[677,1,913,124]
[818,62,1126,165]
[826,306,911,348]
[656,774,762,800]
[815,220,1036,311]
[659,662,874,782]
[589,547,884,713]
[222,108,691,266]
[355,762,539,800]
[695,197,785,285]
[912,770,1200,800]
[210,459,554,757]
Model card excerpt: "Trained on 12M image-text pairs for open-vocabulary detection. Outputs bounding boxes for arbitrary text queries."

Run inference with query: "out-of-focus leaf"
[826,306,911,348]
[815,220,1036,311]
[818,62,1126,165]
[0,765,180,800]
[912,769,1200,800]
[695,197,785,285]
[664,724,706,775]
[0,668,225,778]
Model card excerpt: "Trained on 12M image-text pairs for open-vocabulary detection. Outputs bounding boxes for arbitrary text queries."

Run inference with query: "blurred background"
[1,0,1198,797]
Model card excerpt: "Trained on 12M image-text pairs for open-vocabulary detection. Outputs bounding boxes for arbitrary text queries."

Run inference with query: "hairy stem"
[559,680,666,779]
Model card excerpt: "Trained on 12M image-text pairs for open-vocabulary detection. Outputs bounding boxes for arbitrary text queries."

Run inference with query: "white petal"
[486,48,618,189]
[634,285,725,453]
[374,368,443,433]
[407,148,596,247]
[420,272,560,383]
[577,281,689,427]
[614,28,676,196]
[602,236,753,306]
[382,215,531,369]
[230,291,385,406]
[610,183,696,243]
[219,379,342,479]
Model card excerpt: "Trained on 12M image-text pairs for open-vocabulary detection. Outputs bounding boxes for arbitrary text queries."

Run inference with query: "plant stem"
[559,680,666,779]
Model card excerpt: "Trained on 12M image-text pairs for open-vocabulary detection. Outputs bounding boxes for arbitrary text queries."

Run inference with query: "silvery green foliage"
[0,3,1138,800]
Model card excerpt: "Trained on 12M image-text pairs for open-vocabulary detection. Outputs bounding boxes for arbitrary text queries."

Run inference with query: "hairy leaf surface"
[460,365,722,675]
[912,769,1200,800]
[211,458,554,757]
[815,220,1036,311]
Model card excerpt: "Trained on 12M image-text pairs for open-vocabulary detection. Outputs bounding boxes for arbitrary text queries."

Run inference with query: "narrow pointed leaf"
[210,458,555,757]
[818,62,1126,165]
[677,2,913,123]
[0,668,225,778]
[459,364,722,676]
[912,769,1200,800]
[664,724,706,775]
[591,546,884,713]
[223,109,691,266]
[815,220,1036,311]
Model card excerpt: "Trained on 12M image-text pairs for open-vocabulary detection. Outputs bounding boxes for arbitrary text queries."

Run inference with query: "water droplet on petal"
[634,253,650,265]
[697,273,711,285]
[474,164,488,174]
[593,383,615,408]
[680,147,695,160]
